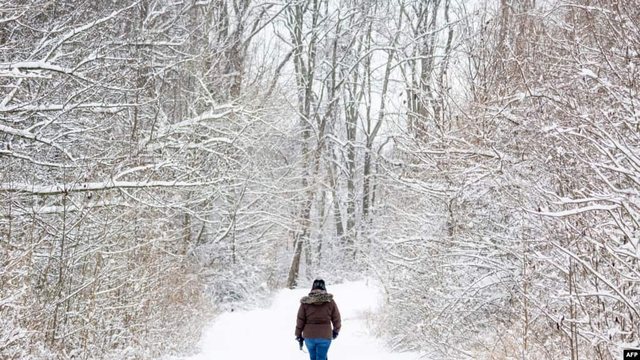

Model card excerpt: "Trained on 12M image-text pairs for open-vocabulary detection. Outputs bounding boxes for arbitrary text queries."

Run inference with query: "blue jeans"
[304,338,331,360]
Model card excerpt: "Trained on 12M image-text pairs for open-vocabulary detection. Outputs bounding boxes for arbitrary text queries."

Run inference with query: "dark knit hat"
[312,279,326,291]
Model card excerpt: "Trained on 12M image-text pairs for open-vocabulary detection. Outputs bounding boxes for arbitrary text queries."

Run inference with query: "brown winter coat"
[295,290,341,339]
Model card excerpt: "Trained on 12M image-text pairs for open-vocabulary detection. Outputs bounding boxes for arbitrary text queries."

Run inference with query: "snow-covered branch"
[0,179,222,195]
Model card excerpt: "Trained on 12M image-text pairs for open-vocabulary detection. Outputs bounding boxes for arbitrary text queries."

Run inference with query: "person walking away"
[295,279,341,360]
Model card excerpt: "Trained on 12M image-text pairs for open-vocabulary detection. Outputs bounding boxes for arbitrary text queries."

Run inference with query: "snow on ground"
[168,280,423,360]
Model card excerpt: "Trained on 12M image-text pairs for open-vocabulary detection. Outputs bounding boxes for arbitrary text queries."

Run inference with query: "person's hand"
[296,336,304,349]
[332,330,339,339]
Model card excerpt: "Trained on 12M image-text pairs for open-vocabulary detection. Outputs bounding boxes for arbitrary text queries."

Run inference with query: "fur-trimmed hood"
[300,290,334,305]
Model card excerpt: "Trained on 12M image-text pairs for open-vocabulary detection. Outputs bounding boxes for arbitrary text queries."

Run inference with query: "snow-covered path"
[173,281,422,360]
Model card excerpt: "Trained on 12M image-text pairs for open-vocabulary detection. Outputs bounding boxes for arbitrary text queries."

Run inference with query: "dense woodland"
[1,0,639,359]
